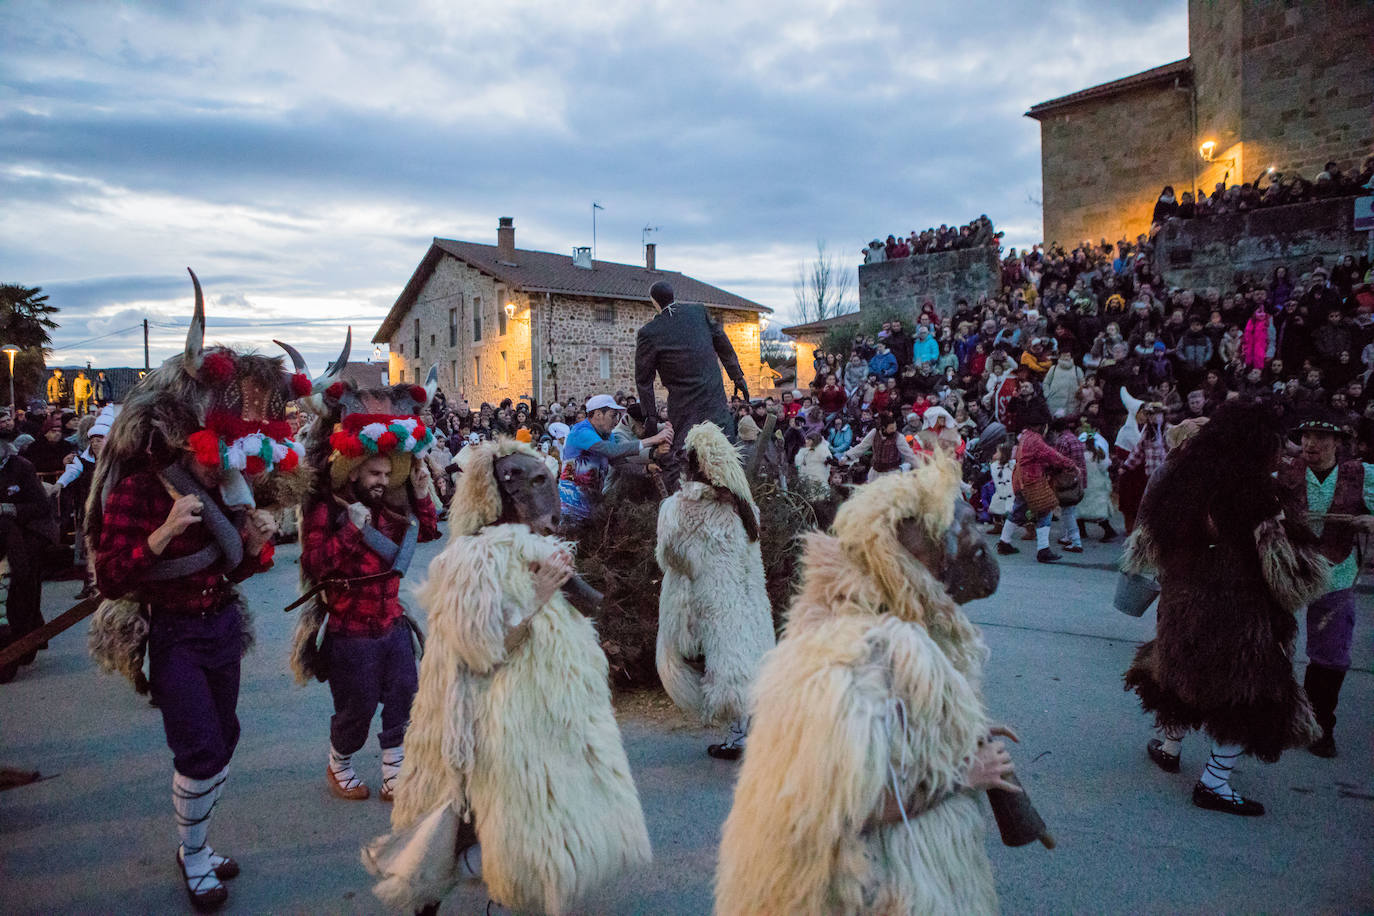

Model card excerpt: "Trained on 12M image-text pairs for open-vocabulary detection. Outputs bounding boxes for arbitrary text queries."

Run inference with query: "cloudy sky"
[1,0,1187,370]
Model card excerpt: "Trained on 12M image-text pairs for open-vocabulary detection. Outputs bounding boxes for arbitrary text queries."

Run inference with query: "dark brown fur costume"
[1122,401,1328,761]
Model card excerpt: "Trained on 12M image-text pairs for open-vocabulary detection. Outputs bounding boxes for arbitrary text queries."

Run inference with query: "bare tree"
[792,240,855,324]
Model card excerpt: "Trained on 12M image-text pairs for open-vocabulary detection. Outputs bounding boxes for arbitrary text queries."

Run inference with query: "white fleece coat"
[656,480,775,725]
[716,517,995,914]
[366,523,651,914]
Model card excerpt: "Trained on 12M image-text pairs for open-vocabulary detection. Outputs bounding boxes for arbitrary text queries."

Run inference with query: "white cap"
[585,394,624,413]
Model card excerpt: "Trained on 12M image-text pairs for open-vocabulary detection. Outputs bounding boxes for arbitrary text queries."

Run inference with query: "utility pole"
[143,319,150,371]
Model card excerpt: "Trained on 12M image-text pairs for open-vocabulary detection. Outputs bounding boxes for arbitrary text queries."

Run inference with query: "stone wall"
[858,247,1002,318]
[1153,196,1367,291]
[1234,1,1374,181]
[1037,82,1195,247]
[384,253,763,409]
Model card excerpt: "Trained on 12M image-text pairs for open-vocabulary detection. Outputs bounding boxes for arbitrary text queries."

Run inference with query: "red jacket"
[1015,429,1074,484]
[301,496,439,636]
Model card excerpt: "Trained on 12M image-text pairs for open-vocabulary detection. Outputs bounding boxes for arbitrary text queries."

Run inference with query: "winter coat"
[1241,310,1273,369]
[911,335,939,366]
[826,424,854,454]
[1041,362,1082,416]
[1076,434,1112,521]
[868,350,898,380]
[843,362,868,395]
[1176,329,1214,370]
[794,442,832,488]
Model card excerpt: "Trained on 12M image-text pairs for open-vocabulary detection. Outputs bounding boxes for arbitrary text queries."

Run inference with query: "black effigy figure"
[634,281,750,450]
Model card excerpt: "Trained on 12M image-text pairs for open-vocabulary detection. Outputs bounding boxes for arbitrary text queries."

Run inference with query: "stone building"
[782,246,1002,368]
[1027,0,1374,246]
[373,218,770,408]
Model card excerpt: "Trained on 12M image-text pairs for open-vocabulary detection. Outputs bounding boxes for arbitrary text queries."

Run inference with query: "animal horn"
[423,363,439,406]
[314,326,352,393]
[274,340,310,377]
[184,268,205,379]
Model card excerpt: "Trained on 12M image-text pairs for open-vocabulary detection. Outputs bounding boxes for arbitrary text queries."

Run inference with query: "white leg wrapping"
[1199,741,1245,801]
[173,770,224,889]
[381,745,404,795]
[329,744,363,791]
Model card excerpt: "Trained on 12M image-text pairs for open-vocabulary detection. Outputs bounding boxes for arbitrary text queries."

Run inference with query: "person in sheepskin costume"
[716,457,1018,915]
[363,438,651,915]
[655,421,775,759]
[1123,400,1329,816]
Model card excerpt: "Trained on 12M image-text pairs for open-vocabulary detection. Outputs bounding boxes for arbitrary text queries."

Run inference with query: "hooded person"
[715,458,1017,915]
[363,438,651,915]
[655,422,775,760]
[1123,400,1331,816]
[294,348,443,804]
[85,270,313,910]
[0,429,58,682]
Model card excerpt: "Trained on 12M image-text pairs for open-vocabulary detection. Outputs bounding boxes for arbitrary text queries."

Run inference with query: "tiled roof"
[780,312,862,338]
[1025,58,1191,119]
[375,238,771,343]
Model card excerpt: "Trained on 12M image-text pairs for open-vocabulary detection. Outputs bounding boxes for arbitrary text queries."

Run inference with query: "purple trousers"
[325,620,418,755]
[148,602,243,780]
[1307,589,1356,671]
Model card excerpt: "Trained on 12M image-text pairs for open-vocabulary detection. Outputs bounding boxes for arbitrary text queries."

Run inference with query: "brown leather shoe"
[326,766,369,801]
[379,783,395,803]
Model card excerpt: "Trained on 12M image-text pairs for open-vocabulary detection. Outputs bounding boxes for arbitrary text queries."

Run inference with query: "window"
[448,308,458,347]
[413,318,420,358]
[500,350,509,385]
[473,355,481,384]
[430,333,435,347]
[397,343,404,356]
[598,347,612,380]
[451,360,458,390]
[497,287,508,336]
[593,303,616,323]
[398,368,405,382]
[473,297,483,342]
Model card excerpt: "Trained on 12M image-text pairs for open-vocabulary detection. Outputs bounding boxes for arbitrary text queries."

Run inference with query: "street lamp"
[2,345,19,409]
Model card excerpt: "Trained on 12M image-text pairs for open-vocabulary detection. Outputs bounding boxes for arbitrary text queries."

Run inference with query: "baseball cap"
[585,394,625,413]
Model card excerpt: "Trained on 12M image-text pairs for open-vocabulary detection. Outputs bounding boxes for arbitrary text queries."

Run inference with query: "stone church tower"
[1027,0,1373,247]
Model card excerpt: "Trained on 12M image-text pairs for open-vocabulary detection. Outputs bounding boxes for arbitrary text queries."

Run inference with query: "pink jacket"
[1241,308,1271,369]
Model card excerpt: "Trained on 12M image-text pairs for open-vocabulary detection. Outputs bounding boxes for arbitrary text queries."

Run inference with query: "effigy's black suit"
[634,302,747,449]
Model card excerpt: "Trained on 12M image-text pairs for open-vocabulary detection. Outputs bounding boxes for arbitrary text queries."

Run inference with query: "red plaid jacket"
[301,496,439,637]
[94,470,273,613]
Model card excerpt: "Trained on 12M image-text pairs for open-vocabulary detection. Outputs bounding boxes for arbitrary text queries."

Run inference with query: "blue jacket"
[911,335,940,365]
[826,424,854,453]
[868,350,898,380]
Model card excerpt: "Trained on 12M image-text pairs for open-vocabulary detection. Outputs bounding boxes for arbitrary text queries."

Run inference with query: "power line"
[48,324,146,353]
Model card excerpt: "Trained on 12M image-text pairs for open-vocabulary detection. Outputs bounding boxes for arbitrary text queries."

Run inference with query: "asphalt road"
[2,531,1371,914]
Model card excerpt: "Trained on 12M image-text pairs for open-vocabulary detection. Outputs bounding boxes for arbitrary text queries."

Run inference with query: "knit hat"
[515,428,532,443]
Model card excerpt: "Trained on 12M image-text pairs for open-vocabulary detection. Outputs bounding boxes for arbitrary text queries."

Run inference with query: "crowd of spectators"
[862,215,1001,264]
[793,235,1374,542]
[1151,155,1374,225]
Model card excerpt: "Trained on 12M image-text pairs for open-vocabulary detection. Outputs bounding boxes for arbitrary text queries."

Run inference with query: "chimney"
[572,246,593,270]
[496,216,515,260]
[645,242,656,271]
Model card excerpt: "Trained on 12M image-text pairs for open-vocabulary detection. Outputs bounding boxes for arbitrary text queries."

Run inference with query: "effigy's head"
[448,438,560,538]
[103,269,318,509]
[832,455,998,612]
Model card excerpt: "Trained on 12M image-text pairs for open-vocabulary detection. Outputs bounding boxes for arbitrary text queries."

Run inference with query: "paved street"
[2,532,1371,914]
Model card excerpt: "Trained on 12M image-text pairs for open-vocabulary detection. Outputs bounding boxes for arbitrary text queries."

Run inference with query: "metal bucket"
[1114,572,1161,617]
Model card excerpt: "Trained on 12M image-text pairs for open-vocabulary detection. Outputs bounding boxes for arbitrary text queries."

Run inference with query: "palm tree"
[0,285,60,405]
